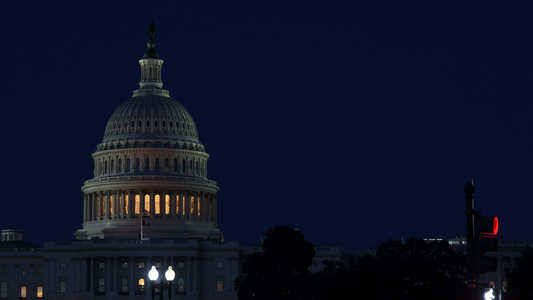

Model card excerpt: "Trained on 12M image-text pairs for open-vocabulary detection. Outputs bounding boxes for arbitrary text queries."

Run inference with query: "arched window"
[135,158,141,172]
[135,195,140,215]
[144,195,150,212]
[124,194,129,215]
[197,196,201,217]
[182,159,186,173]
[98,278,105,293]
[126,158,131,172]
[155,158,160,171]
[165,195,170,215]
[138,278,145,293]
[1,282,7,298]
[145,157,150,172]
[178,278,184,292]
[173,159,178,173]
[121,279,128,293]
[190,197,195,216]
[101,196,106,217]
[109,195,114,216]
[155,195,161,215]
[118,159,122,173]
[176,195,181,216]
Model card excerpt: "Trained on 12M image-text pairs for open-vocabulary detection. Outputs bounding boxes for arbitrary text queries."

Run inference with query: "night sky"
[2,1,533,250]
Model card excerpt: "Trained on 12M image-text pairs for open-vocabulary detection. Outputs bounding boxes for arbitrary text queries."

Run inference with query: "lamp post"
[148,266,175,300]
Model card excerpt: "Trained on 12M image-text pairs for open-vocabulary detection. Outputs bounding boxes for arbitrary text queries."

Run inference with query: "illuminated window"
[178,279,184,292]
[138,278,145,293]
[0,282,6,298]
[144,195,150,212]
[36,286,43,298]
[191,197,195,215]
[20,286,26,298]
[101,196,106,217]
[176,195,180,215]
[59,281,66,293]
[165,195,170,215]
[124,195,129,215]
[135,195,140,214]
[216,280,223,292]
[98,279,105,293]
[121,279,128,293]
[197,197,201,216]
[138,262,145,269]
[155,195,161,214]
[109,195,114,215]
[122,262,128,268]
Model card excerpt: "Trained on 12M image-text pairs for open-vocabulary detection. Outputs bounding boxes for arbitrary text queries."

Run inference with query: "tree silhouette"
[505,247,533,299]
[308,237,466,300]
[235,226,315,300]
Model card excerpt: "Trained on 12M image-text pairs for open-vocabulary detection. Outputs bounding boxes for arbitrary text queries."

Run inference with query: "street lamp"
[148,266,175,300]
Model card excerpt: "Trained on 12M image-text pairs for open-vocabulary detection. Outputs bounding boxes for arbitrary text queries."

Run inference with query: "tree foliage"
[308,237,466,300]
[505,247,533,299]
[234,225,316,300]
[235,231,466,300]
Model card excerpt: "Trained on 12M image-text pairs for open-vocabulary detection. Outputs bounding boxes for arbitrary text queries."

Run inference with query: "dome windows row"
[83,190,217,223]
[97,140,204,152]
[94,153,208,178]
[105,118,198,138]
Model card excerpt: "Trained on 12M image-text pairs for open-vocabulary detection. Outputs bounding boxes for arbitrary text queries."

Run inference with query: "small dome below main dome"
[101,94,199,143]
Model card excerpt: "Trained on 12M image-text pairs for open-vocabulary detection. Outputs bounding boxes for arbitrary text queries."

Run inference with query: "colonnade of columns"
[83,189,217,224]
[86,255,198,296]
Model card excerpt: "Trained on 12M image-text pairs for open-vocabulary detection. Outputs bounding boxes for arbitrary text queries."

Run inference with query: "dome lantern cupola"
[134,22,169,97]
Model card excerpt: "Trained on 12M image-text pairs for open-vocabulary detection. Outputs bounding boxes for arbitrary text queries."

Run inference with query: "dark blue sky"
[1,1,532,250]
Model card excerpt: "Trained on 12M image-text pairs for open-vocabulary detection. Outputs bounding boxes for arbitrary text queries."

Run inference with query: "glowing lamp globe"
[165,266,176,281]
[148,266,159,281]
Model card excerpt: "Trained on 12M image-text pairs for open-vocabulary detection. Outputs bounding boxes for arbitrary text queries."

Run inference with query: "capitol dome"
[75,23,221,241]
[101,94,200,144]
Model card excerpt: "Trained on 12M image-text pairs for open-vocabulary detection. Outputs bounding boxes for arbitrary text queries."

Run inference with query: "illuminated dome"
[75,23,221,241]
[101,94,200,144]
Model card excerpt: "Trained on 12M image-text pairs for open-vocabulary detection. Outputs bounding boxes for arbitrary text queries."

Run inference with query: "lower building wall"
[0,238,240,300]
